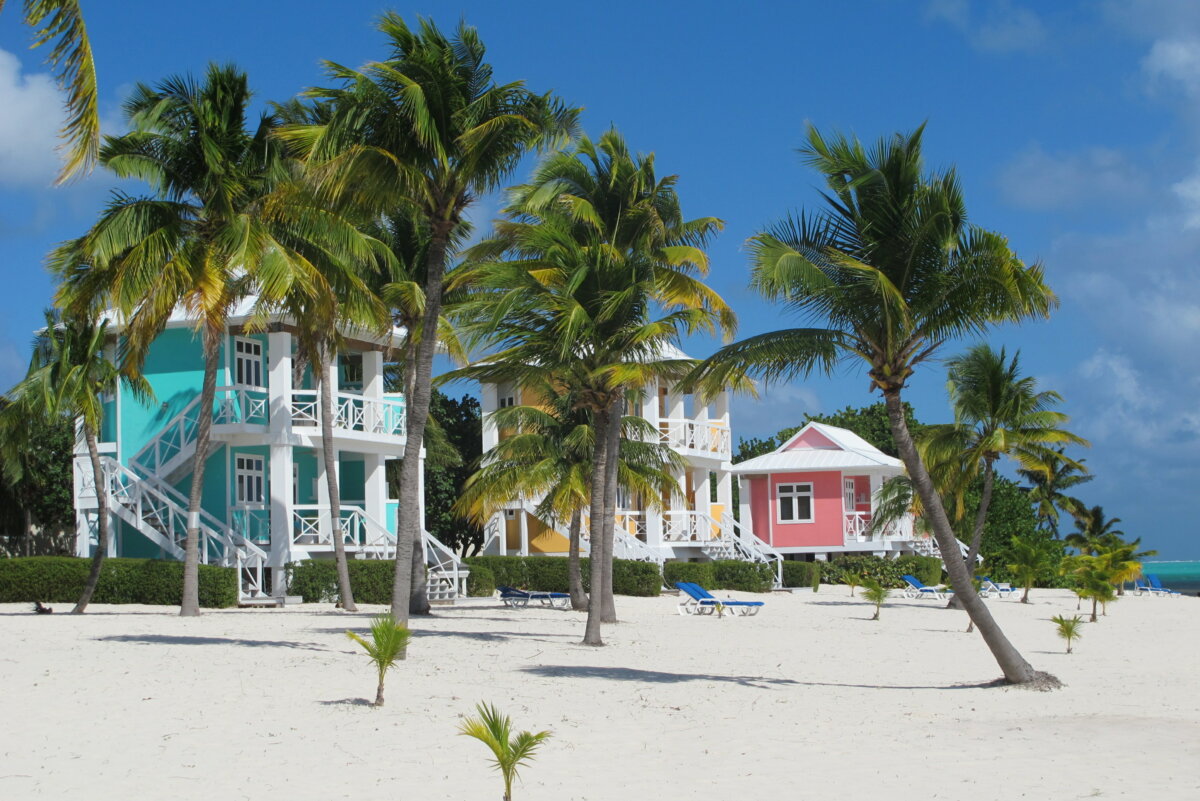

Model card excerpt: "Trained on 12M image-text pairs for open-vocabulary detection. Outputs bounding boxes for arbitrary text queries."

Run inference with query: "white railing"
[662,510,720,542]
[289,391,406,436]
[214,386,269,426]
[100,457,269,599]
[130,386,269,478]
[658,418,731,458]
[231,506,271,545]
[578,511,662,564]
[615,511,647,540]
[720,512,784,586]
[845,511,917,543]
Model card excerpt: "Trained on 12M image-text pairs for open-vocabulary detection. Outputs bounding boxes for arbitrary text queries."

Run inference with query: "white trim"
[776,482,814,524]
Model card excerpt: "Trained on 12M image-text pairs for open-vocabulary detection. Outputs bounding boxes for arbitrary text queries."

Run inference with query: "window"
[234,338,263,387]
[497,382,516,408]
[844,478,856,510]
[776,482,813,523]
[235,455,265,505]
[340,353,363,388]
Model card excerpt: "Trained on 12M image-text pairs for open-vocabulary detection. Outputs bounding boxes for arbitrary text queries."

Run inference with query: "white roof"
[730,421,903,474]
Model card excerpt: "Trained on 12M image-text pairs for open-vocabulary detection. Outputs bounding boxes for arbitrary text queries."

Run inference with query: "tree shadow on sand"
[319,697,375,707]
[95,633,341,652]
[521,665,1004,691]
[309,626,576,645]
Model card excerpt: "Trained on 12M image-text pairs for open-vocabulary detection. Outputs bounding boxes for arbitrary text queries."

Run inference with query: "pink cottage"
[730,422,934,562]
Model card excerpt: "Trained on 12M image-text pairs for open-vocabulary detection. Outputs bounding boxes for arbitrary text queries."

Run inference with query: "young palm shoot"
[459,702,552,801]
[1051,614,1084,654]
[345,615,411,707]
[862,578,889,621]
[844,573,862,597]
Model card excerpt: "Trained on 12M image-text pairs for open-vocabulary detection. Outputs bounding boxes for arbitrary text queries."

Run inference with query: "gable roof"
[729,421,903,474]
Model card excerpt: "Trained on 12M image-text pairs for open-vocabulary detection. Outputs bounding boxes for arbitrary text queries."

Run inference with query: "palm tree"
[451,130,735,644]
[454,380,683,610]
[861,578,888,620]
[1065,555,1118,622]
[458,702,552,801]
[3,1,99,181]
[1006,534,1058,604]
[1065,506,1128,555]
[1051,614,1083,654]
[1018,447,1091,538]
[691,126,1058,686]
[920,344,1087,569]
[0,312,146,612]
[52,64,376,616]
[277,14,578,622]
[345,615,411,707]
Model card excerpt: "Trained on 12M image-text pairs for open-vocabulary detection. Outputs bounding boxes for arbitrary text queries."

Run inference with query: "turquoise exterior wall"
[295,449,318,504]
[339,456,365,504]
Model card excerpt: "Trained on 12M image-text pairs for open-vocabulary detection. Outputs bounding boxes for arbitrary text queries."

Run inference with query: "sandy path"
[1,588,1197,799]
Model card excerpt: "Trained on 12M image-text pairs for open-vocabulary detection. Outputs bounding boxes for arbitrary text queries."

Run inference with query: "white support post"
[364,453,386,524]
[268,444,293,592]
[519,509,529,557]
[738,476,753,536]
[267,330,292,436]
[363,350,384,398]
[480,383,499,451]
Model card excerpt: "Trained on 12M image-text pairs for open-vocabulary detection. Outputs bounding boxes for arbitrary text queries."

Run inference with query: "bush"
[609,559,663,596]
[466,565,495,597]
[462,555,665,597]
[894,554,942,587]
[463,556,528,590]
[781,560,820,589]
[663,561,716,589]
[711,560,775,592]
[285,560,396,604]
[819,555,918,589]
[0,556,237,607]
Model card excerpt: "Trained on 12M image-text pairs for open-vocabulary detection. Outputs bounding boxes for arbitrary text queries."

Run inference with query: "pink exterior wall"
[853,475,871,512]
[749,470,845,547]
[785,428,838,450]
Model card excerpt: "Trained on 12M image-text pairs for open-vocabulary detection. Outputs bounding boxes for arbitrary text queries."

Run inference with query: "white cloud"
[1143,37,1200,95]
[730,384,822,444]
[925,0,1047,53]
[998,144,1148,210]
[0,48,67,189]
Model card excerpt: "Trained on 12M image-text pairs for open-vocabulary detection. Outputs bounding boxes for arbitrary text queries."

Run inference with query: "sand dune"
[1,588,1197,799]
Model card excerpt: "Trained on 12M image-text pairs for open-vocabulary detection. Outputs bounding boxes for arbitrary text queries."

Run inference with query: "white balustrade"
[289,391,405,436]
[657,418,731,457]
[662,510,719,542]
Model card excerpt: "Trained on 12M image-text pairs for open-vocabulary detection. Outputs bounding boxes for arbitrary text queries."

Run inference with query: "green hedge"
[818,554,944,589]
[466,565,495,597]
[0,557,237,608]
[463,555,662,597]
[286,559,397,604]
[781,560,821,589]
[663,561,715,589]
[663,560,774,592]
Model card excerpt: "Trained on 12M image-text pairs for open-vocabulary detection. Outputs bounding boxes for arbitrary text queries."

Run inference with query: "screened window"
[235,455,265,505]
[234,338,263,387]
[776,482,813,523]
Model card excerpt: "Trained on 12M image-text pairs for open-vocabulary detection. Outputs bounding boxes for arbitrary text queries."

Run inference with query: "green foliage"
[286,560,397,604]
[462,556,662,597]
[423,392,484,555]
[459,702,552,801]
[466,565,496,597]
[0,557,236,607]
[1051,614,1084,654]
[894,555,944,587]
[711,560,775,593]
[812,565,821,593]
[861,577,890,620]
[818,554,940,589]
[780,561,821,589]
[843,572,862,596]
[958,475,1049,578]
[0,410,75,553]
[346,615,411,706]
[663,561,716,589]
[1004,533,1063,601]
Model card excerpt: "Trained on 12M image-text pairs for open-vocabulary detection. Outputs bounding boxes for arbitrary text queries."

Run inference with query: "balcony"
[658,418,731,461]
[843,511,914,544]
[289,391,406,438]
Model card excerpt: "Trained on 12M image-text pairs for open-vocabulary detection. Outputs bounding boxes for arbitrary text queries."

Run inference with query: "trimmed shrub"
[524,557,570,593]
[781,560,820,589]
[286,559,396,605]
[609,559,663,596]
[663,561,716,589]
[0,557,237,608]
[895,554,943,587]
[462,555,663,597]
[286,560,337,603]
[711,560,775,593]
[463,556,528,590]
[466,565,495,597]
[819,554,944,589]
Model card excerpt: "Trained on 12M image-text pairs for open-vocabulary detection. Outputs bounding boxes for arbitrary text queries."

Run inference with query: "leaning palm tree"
[459,702,552,801]
[0,312,146,612]
[278,14,578,622]
[690,126,1058,686]
[52,64,379,616]
[451,129,736,644]
[920,344,1088,570]
[1018,447,1092,538]
[3,0,99,181]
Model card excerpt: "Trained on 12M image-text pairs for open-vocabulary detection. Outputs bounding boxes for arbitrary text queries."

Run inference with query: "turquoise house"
[72,300,466,602]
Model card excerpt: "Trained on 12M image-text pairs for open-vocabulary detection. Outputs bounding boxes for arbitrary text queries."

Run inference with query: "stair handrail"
[720,511,784,587]
[128,393,205,477]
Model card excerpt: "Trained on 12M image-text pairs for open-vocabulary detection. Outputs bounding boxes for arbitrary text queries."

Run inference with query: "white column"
[480,383,499,451]
[364,453,386,522]
[738,476,753,534]
[267,330,292,436]
[268,444,294,590]
[417,446,427,530]
[363,350,384,398]
[519,510,529,556]
[716,470,733,515]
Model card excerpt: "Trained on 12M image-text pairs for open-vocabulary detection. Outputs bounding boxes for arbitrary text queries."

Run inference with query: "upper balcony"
[658,417,731,463]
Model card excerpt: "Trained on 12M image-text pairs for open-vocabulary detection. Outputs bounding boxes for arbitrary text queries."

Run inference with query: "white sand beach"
[1,588,1197,800]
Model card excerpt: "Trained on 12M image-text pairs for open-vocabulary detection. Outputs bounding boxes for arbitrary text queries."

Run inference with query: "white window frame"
[235,454,266,506]
[497,381,517,408]
[844,477,856,511]
[233,337,264,388]
[776,482,814,524]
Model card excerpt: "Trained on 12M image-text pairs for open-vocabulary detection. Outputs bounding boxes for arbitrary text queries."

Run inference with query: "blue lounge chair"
[1132,578,1154,596]
[1146,575,1181,597]
[675,582,765,617]
[498,586,570,609]
[901,574,946,600]
[980,577,1019,600]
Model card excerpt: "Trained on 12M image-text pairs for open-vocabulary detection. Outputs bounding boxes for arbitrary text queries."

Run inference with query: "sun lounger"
[497,586,570,609]
[675,582,765,617]
[901,574,947,600]
[980,577,1019,599]
[1146,575,1181,597]
[1132,578,1154,596]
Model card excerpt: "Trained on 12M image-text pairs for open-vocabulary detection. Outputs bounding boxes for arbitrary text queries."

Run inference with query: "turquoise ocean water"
[1140,561,1200,594]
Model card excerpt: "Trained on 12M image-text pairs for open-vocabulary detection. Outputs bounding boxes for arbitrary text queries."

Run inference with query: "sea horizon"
[1141,560,1200,593]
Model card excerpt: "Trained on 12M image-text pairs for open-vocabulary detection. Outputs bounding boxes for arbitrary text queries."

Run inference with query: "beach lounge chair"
[497,586,571,609]
[1146,575,1181,597]
[1132,578,1154,596]
[675,582,765,617]
[980,577,1019,600]
[901,574,946,600]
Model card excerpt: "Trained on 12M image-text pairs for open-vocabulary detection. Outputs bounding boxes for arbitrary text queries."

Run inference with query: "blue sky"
[1,1,1196,557]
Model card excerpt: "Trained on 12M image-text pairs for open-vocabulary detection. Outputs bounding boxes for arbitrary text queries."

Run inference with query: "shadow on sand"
[95,633,341,652]
[521,664,1004,691]
[319,697,375,707]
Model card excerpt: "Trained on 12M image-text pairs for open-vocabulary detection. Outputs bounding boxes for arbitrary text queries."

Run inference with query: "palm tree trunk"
[23,507,33,556]
[409,529,429,614]
[1090,597,1098,623]
[948,457,995,609]
[883,390,1055,687]
[567,507,586,610]
[374,676,386,707]
[582,407,610,645]
[181,324,221,617]
[391,220,452,622]
[320,350,356,612]
[72,425,107,613]
[600,399,622,624]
